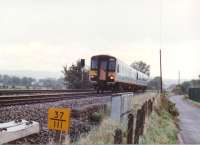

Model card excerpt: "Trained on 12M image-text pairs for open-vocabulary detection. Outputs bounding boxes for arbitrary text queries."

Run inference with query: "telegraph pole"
[178,71,180,85]
[160,49,163,93]
[159,0,163,93]
[80,59,85,88]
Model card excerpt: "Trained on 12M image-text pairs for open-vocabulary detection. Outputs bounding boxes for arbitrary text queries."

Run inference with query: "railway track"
[0,89,93,96]
[0,89,152,107]
[0,90,112,107]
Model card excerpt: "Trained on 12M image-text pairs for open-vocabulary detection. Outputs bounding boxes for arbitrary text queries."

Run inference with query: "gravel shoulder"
[170,95,200,144]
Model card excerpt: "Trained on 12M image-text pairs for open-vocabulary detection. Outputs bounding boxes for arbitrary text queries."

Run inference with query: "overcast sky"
[0,0,200,80]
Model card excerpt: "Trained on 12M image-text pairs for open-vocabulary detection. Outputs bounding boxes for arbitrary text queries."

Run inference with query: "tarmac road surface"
[170,95,200,144]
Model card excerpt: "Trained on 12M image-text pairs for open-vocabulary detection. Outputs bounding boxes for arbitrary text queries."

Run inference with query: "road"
[170,95,200,144]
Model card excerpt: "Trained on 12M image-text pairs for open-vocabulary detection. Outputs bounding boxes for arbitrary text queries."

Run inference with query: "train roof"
[91,54,116,59]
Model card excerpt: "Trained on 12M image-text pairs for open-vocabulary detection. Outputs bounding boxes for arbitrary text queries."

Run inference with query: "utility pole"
[80,59,85,88]
[178,71,180,85]
[160,49,163,93]
[159,0,163,94]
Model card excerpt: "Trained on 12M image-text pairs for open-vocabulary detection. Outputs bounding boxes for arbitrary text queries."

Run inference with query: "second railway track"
[0,89,93,96]
[0,90,112,107]
[0,89,151,107]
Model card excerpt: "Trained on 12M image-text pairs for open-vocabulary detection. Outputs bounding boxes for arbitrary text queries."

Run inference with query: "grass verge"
[189,99,200,107]
[184,95,200,107]
[74,118,126,144]
[71,93,160,144]
[140,97,179,144]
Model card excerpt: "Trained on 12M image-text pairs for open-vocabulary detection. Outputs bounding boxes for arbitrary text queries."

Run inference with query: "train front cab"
[89,55,116,93]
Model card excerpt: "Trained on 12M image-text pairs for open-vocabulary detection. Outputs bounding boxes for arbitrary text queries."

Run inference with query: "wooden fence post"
[141,104,146,135]
[150,100,153,113]
[127,114,134,144]
[145,101,148,116]
[114,128,122,144]
[134,109,141,144]
[148,100,151,116]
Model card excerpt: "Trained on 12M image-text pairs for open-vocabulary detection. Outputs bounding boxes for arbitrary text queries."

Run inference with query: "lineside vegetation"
[140,96,179,144]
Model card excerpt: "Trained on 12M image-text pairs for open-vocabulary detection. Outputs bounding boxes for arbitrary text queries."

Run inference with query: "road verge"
[139,95,179,144]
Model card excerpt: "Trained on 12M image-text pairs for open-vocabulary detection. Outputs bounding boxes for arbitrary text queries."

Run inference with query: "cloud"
[0,0,200,79]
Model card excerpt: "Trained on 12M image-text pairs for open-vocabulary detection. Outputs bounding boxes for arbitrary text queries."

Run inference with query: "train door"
[99,60,107,81]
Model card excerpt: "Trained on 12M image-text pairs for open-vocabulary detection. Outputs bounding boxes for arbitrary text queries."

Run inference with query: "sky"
[0,0,200,80]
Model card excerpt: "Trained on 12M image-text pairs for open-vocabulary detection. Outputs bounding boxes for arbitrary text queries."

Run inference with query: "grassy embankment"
[74,118,126,144]
[73,93,179,144]
[140,96,179,144]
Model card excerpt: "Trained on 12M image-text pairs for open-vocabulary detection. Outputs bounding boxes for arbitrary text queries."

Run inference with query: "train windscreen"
[108,58,116,71]
[91,57,98,70]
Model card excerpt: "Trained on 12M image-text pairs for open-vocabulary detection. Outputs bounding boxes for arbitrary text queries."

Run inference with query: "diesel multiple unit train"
[89,55,149,93]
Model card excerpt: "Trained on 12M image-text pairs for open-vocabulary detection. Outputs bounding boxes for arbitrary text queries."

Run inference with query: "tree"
[2,75,10,86]
[180,78,200,94]
[147,76,161,90]
[40,78,65,89]
[180,81,191,93]
[130,61,150,76]
[62,60,92,89]
[21,77,35,88]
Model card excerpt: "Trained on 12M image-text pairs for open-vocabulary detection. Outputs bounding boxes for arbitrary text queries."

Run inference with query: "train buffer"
[0,119,40,144]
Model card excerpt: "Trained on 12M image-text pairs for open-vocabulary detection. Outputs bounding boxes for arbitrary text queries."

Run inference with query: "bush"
[90,112,103,123]
[168,102,179,117]
[161,97,179,117]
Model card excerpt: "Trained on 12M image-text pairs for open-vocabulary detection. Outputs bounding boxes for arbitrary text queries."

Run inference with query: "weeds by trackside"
[139,96,179,144]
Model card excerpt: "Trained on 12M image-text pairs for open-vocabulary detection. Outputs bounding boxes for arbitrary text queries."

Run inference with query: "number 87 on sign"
[48,108,71,133]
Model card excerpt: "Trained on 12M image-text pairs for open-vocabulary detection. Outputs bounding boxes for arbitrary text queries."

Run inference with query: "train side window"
[117,64,120,73]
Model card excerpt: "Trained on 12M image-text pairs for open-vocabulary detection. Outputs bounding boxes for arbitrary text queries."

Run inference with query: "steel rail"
[0,91,112,107]
[0,89,94,96]
[0,89,154,107]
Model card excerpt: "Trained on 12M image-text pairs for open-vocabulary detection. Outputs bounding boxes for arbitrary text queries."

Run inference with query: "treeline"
[0,74,65,89]
[147,76,162,90]
[0,59,153,90]
[180,79,200,93]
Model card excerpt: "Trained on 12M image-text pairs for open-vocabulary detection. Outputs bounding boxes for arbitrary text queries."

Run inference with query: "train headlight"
[110,76,115,80]
[90,75,96,79]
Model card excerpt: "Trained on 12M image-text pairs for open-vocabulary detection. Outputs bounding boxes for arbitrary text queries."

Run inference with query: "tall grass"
[139,97,178,144]
[74,118,126,144]
[72,92,158,144]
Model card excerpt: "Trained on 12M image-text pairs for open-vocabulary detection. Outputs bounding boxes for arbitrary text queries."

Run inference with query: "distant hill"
[163,79,189,89]
[163,79,177,88]
[0,70,62,79]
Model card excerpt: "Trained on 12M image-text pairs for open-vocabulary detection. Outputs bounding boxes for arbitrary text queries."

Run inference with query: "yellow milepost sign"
[48,108,71,132]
